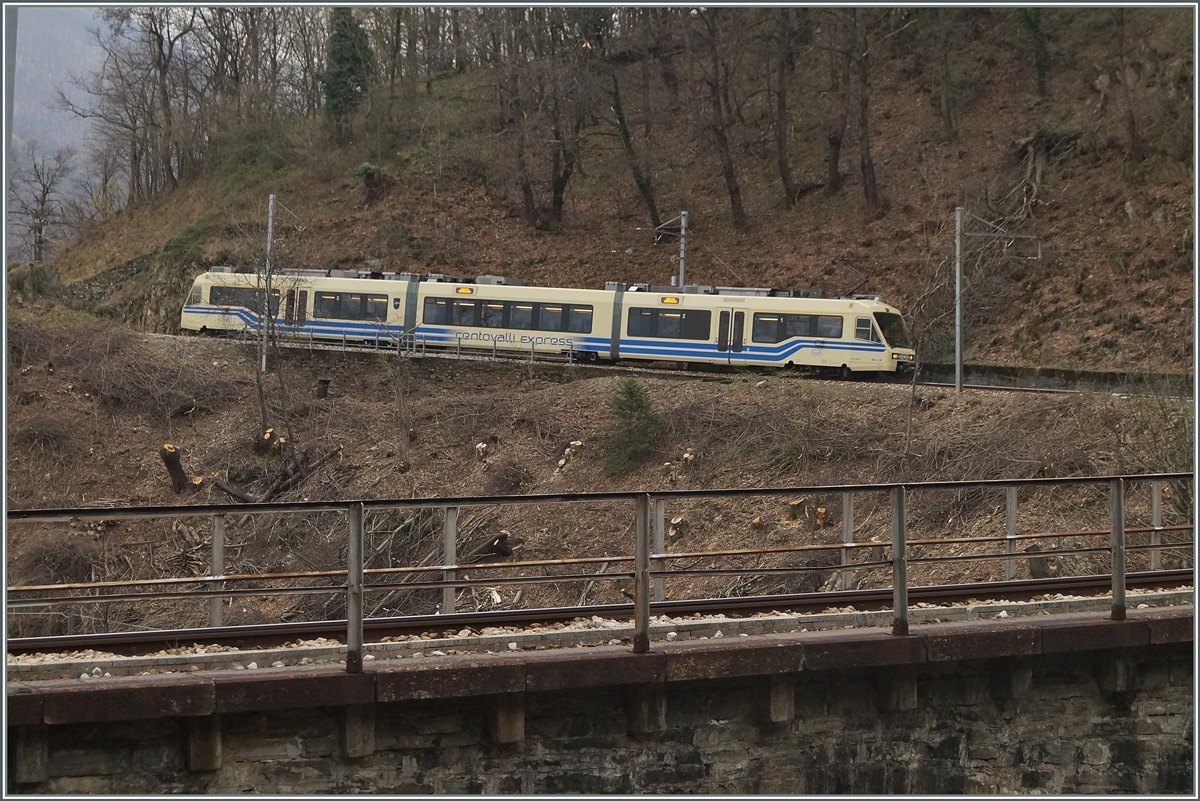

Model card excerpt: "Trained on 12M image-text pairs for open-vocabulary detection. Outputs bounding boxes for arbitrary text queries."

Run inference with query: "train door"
[283,290,309,327]
[716,310,746,364]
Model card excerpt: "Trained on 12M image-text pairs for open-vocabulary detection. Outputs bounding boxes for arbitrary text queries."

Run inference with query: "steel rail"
[7,569,1192,658]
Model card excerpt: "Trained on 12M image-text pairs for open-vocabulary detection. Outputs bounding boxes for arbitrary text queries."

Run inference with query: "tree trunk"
[853,9,882,212]
[1019,9,1049,98]
[1115,9,1143,161]
[610,70,662,229]
[826,116,846,194]
[774,9,798,208]
[702,11,747,230]
[549,137,576,225]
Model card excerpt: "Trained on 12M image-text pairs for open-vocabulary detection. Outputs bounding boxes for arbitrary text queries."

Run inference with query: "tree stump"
[160,444,201,494]
[254,428,285,455]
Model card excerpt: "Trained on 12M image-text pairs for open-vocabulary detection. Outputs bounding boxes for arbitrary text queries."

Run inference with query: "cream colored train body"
[180,268,916,375]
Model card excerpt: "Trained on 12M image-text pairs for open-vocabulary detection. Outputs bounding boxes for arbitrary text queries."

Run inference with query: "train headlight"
[892,352,915,361]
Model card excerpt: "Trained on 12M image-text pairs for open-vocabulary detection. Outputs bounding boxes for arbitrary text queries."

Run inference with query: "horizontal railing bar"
[8,555,634,595]
[8,584,347,608]
[905,525,1194,547]
[8,473,1191,524]
[650,526,1195,563]
[11,572,639,608]
[907,546,1112,564]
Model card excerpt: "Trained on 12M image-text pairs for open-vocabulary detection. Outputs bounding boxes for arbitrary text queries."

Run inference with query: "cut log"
[160,444,198,494]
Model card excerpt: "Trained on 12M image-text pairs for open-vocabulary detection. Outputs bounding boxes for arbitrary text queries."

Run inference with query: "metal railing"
[7,472,1193,671]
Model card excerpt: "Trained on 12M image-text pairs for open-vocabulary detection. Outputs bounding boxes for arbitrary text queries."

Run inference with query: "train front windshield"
[873,312,912,349]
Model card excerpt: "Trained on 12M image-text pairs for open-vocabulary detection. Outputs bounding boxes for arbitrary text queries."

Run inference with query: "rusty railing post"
[1151,481,1162,571]
[652,498,666,602]
[1110,478,1126,621]
[840,492,854,590]
[442,506,458,614]
[891,486,909,636]
[633,493,651,653]
[208,514,225,627]
[347,502,364,673]
[1005,486,1018,580]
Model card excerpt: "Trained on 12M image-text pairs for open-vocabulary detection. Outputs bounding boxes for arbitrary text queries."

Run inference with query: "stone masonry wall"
[12,641,1192,794]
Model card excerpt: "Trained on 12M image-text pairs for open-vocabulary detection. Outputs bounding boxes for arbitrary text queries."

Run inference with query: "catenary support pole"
[678,211,688,287]
[955,206,963,393]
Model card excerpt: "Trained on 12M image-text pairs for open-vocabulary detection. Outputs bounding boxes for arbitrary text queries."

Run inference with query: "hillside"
[5,305,1193,635]
[38,7,1193,375]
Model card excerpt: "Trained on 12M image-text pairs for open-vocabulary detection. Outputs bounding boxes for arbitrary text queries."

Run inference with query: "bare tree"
[696,8,747,230]
[771,8,806,207]
[7,141,77,263]
[852,8,883,213]
[1114,8,1143,161]
[819,10,851,195]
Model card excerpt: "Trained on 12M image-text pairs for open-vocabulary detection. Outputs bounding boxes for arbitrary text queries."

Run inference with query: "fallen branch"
[213,479,256,504]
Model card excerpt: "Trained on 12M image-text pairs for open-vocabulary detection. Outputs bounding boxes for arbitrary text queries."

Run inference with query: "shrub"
[599,379,664,476]
[6,261,60,301]
[10,412,76,464]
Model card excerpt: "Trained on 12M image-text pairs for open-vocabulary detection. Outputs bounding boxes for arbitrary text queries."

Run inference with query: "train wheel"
[840,365,853,379]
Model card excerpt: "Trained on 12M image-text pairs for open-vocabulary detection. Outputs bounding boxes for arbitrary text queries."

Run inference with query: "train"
[180,267,916,375]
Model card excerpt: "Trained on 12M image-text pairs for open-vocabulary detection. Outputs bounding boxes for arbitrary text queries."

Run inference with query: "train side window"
[314,292,338,318]
[482,303,504,328]
[658,312,682,338]
[567,305,593,333]
[854,317,880,343]
[212,286,280,315]
[816,315,844,339]
[628,308,710,340]
[365,294,388,320]
[451,300,477,326]
[784,314,813,338]
[339,293,362,319]
[424,297,449,325]
[682,310,711,339]
[753,314,782,343]
[539,304,564,331]
[298,291,307,324]
[628,308,653,337]
[285,290,295,325]
[313,291,387,320]
[509,304,534,329]
[187,284,202,305]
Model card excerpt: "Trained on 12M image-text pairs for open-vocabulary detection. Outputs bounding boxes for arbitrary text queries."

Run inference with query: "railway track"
[8,569,1191,659]
[196,330,1188,398]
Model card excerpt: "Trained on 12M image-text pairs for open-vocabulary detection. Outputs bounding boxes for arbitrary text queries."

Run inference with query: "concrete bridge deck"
[7,603,1193,793]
